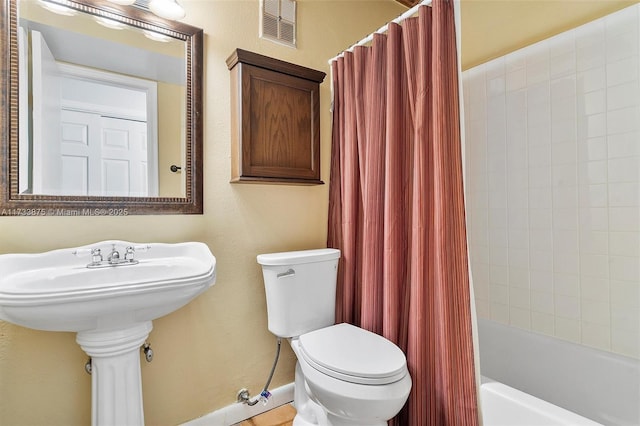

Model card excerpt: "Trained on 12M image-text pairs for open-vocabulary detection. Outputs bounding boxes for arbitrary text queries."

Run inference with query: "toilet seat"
[298,323,408,385]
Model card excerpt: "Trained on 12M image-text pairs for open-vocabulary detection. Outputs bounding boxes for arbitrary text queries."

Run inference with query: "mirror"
[1,0,203,215]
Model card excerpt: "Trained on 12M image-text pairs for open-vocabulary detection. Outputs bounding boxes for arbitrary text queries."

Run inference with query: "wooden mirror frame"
[0,0,203,216]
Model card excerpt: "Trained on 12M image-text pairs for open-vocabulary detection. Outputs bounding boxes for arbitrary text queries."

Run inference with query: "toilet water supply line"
[238,337,282,406]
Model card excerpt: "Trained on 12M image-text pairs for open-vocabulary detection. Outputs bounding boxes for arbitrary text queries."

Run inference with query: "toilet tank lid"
[257,248,340,266]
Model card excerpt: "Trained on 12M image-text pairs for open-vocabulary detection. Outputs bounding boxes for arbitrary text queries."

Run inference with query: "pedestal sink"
[0,240,216,425]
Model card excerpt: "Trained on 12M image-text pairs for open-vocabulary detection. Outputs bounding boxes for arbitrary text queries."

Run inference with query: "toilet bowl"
[257,249,412,426]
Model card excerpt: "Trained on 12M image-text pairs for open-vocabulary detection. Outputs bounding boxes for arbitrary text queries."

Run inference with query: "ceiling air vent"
[260,0,296,48]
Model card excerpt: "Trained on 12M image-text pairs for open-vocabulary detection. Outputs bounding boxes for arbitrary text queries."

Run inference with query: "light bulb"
[38,0,77,16]
[148,0,185,20]
[94,16,127,30]
[143,30,172,42]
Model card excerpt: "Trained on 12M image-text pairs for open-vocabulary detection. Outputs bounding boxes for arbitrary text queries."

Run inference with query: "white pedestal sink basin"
[0,240,216,425]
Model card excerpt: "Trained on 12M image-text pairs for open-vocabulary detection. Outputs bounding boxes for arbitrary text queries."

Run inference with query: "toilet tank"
[257,249,340,338]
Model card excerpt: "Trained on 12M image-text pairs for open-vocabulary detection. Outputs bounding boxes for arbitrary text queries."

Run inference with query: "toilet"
[257,248,412,426]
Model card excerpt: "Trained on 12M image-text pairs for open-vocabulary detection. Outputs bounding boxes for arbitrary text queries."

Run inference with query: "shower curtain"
[327,1,478,424]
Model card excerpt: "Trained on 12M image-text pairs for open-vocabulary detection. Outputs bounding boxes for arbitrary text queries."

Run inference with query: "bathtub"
[478,319,640,425]
[481,378,602,426]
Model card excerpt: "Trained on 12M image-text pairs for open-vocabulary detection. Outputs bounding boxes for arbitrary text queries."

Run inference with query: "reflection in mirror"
[1,0,203,215]
[20,0,186,197]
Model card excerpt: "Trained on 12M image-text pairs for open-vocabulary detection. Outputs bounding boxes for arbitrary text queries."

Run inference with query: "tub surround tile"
[464,4,640,359]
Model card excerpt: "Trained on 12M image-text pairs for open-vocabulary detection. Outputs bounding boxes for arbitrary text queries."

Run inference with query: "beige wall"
[0,1,404,425]
[158,82,185,198]
[460,0,640,70]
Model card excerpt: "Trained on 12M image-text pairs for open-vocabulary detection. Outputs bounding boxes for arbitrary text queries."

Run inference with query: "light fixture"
[94,16,127,30]
[142,29,172,43]
[148,0,185,20]
[38,0,77,16]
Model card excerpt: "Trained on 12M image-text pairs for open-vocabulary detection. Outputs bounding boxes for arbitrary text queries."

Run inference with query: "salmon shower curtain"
[327,1,478,424]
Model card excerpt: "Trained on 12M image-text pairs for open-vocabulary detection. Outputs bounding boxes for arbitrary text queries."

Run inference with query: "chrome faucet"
[107,245,121,264]
[74,244,147,268]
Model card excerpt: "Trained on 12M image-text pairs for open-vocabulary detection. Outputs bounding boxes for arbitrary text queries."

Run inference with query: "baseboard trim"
[181,382,295,426]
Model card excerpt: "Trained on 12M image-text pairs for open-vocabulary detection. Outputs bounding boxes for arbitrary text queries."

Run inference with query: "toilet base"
[293,362,328,425]
[292,362,392,426]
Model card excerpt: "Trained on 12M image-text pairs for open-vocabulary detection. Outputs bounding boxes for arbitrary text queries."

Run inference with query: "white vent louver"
[261,0,296,48]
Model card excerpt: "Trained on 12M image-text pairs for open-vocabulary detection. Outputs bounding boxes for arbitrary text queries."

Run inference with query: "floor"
[239,404,296,426]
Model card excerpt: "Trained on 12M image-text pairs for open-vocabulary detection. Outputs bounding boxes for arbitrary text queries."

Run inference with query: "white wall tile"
[578,137,607,162]
[553,186,578,209]
[580,254,610,278]
[585,113,607,138]
[582,322,611,351]
[463,5,640,359]
[490,283,509,304]
[578,160,607,185]
[611,303,640,333]
[606,56,639,87]
[506,50,526,72]
[581,276,610,302]
[579,207,609,232]
[607,81,639,111]
[556,317,581,343]
[578,67,606,93]
[532,290,555,314]
[487,76,506,97]
[552,142,577,165]
[582,299,611,325]
[580,230,609,255]
[530,270,554,293]
[610,279,640,307]
[606,30,638,63]
[510,306,532,329]
[582,89,606,115]
[554,272,580,296]
[610,207,640,231]
[608,157,640,182]
[550,51,576,79]
[490,302,510,324]
[609,182,640,207]
[608,132,639,158]
[531,311,556,335]
[612,328,640,358]
[610,255,640,281]
[509,229,530,250]
[553,163,578,187]
[530,208,553,229]
[577,41,606,72]
[607,107,640,135]
[507,69,526,91]
[490,264,509,285]
[609,231,640,257]
[554,250,580,274]
[579,185,608,208]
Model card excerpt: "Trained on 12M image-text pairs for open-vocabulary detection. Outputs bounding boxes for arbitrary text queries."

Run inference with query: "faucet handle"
[124,246,135,261]
[73,248,103,263]
[91,248,103,264]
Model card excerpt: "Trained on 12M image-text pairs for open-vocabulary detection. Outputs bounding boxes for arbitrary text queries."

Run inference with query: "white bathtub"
[478,319,640,425]
[481,379,602,426]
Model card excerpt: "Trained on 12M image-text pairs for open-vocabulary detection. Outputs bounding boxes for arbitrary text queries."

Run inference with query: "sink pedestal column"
[77,321,153,426]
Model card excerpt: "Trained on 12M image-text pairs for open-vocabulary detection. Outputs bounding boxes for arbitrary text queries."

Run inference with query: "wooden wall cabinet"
[226,49,326,184]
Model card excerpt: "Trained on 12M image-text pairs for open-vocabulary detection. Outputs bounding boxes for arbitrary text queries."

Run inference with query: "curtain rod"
[327,0,433,64]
